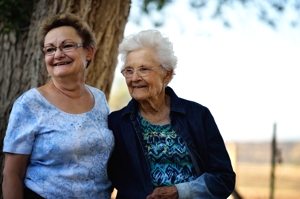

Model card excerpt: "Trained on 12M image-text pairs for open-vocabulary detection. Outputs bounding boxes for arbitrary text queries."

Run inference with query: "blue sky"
[110,0,300,142]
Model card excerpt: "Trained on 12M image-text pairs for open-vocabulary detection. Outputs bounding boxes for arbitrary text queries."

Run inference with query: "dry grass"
[235,162,300,199]
[110,162,300,199]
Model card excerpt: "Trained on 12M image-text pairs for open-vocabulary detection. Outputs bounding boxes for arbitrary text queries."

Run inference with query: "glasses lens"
[138,68,152,76]
[122,69,133,77]
[62,43,77,51]
[44,47,56,55]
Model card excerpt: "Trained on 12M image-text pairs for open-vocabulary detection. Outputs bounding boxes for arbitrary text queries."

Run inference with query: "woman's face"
[43,26,93,80]
[124,48,172,103]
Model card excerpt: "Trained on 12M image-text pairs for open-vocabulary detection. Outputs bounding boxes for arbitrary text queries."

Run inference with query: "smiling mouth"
[132,85,146,89]
[54,62,71,66]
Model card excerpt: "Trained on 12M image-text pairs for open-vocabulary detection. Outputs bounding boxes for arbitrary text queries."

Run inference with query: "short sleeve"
[3,95,38,154]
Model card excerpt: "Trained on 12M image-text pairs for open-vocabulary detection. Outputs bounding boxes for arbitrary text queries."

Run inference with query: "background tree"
[0,1,130,197]
[1,0,299,198]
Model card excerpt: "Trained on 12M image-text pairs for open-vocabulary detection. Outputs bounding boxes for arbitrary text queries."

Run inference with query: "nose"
[54,47,65,58]
[131,70,142,81]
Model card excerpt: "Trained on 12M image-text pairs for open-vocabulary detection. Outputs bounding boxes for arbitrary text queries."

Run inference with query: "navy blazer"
[108,86,235,199]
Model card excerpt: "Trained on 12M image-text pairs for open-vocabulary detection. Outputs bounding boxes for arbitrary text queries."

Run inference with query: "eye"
[62,43,76,50]
[44,47,56,54]
[139,67,151,73]
[125,68,134,74]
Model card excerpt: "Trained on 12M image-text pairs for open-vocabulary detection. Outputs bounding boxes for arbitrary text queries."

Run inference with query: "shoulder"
[9,89,54,120]
[180,97,208,110]
[108,100,135,128]
[86,85,107,102]
[109,106,127,119]
[13,88,43,108]
[86,85,111,114]
[179,97,212,119]
[16,88,39,101]
[168,86,210,116]
[86,85,105,96]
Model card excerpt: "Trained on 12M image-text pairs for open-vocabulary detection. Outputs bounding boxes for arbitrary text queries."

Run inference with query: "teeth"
[56,62,67,66]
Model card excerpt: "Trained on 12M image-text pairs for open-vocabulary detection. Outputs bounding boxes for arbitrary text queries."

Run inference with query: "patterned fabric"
[138,113,196,187]
[3,86,114,199]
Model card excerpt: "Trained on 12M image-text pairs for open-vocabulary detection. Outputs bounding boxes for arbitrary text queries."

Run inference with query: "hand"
[146,186,179,199]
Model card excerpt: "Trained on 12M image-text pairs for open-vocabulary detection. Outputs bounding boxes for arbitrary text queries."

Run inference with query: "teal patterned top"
[138,113,196,187]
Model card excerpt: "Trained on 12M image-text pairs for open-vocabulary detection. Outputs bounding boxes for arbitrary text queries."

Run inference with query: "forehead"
[44,26,81,44]
[126,48,158,66]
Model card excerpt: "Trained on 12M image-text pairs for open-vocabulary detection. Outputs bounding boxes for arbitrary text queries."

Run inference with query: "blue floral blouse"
[3,86,114,199]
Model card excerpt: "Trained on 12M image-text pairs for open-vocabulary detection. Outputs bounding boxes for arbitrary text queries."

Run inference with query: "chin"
[132,95,147,102]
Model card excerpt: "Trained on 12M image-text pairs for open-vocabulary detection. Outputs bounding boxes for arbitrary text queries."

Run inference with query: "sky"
[110,0,300,142]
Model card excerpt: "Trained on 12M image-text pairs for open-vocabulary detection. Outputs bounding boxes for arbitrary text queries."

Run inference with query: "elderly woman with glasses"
[2,13,114,199]
[108,29,235,199]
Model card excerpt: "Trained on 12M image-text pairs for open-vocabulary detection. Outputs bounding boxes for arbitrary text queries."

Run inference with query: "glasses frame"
[121,65,160,78]
[42,42,84,56]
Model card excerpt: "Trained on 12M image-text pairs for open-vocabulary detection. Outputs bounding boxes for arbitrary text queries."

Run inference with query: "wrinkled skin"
[146,186,179,199]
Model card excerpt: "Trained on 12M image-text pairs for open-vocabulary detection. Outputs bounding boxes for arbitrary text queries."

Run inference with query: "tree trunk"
[0,0,130,197]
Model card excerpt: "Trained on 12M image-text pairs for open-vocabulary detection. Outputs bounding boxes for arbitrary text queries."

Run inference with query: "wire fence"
[229,141,300,199]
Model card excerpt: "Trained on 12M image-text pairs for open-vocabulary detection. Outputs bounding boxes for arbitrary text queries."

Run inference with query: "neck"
[52,81,85,99]
[139,95,170,124]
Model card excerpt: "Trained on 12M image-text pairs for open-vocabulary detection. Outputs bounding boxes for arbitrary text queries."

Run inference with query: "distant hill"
[234,142,300,164]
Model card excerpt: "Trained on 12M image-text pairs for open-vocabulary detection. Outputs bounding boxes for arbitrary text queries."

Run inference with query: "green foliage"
[138,0,300,29]
[142,0,173,14]
[140,0,173,27]
[0,0,35,34]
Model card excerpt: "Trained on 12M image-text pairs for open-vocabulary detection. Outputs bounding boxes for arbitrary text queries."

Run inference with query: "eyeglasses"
[121,66,159,78]
[42,42,84,55]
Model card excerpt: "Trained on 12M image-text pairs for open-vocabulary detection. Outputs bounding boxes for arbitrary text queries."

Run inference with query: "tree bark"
[0,0,130,197]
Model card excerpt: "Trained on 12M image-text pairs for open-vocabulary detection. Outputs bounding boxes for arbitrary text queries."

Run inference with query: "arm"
[3,91,38,199]
[175,172,233,199]
[2,153,30,199]
[174,105,236,199]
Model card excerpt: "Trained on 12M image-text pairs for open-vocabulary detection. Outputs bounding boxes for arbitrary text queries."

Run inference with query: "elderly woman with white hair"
[108,29,235,199]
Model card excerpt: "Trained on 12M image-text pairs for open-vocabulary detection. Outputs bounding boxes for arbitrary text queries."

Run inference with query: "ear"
[86,46,95,61]
[164,69,173,83]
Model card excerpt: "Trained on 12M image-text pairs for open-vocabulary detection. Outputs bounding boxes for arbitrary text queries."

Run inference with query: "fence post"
[270,123,277,199]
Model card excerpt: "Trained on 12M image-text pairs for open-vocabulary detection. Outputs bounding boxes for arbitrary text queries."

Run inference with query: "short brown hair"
[38,13,96,53]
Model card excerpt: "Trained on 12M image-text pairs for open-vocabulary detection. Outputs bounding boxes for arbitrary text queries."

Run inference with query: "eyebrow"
[124,65,149,68]
[44,40,74,46]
